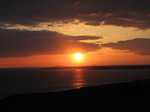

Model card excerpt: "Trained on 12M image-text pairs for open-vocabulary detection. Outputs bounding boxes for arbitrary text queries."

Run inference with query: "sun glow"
[74,53,83,61]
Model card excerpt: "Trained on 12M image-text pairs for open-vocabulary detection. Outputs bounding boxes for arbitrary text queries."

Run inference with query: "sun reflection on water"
[73,69,85,89]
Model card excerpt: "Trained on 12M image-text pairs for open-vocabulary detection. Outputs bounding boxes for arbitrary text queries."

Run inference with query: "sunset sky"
[0,0,150,68]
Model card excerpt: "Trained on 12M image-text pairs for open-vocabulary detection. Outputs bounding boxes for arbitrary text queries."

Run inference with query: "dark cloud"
[0,29,101,57]
[103,38,150,55]
[0,0,150,29]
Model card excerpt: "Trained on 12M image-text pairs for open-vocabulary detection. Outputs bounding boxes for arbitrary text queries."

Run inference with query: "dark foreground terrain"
[1,79,150,111]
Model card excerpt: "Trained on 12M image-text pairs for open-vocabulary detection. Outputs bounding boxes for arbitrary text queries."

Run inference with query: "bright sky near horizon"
[0,0,150,68]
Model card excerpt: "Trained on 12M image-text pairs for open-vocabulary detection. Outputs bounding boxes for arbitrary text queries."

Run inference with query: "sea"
[0,68,150,99]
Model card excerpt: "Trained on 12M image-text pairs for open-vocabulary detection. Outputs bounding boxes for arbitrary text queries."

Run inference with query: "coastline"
[1,79,150,111]
[39,65,150,70]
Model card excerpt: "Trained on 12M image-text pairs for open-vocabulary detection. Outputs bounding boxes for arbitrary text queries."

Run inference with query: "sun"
[74,53,83,61]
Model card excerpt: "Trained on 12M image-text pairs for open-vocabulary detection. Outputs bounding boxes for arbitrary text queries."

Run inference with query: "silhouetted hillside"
[1,79,150,111]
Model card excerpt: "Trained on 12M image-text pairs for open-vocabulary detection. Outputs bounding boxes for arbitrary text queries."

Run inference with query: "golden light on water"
[73,69,85,89]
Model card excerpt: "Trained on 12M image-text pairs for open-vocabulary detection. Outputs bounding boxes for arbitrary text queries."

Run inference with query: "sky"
[0,0,150,68]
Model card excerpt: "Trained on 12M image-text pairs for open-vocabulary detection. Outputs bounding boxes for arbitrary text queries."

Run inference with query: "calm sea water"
[0,68,150,99]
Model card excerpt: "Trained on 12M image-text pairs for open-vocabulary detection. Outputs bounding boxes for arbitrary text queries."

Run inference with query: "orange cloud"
[0,0,149,29]
[103,38,150,55]
[0,29,102,57]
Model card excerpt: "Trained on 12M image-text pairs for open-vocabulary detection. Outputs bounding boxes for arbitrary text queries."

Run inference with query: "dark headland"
[39,65,150,70]
[1,79,150,111]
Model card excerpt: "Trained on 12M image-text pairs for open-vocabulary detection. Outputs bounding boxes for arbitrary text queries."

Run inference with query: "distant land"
[39,65,150,70]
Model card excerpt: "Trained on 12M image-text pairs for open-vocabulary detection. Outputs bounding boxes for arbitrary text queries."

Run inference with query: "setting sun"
[74,53,83,61]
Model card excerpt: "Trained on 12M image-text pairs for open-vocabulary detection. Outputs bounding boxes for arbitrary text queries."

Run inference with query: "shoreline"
[1,79,150,111]
[39,65,150,70]
[0,65,150,70]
